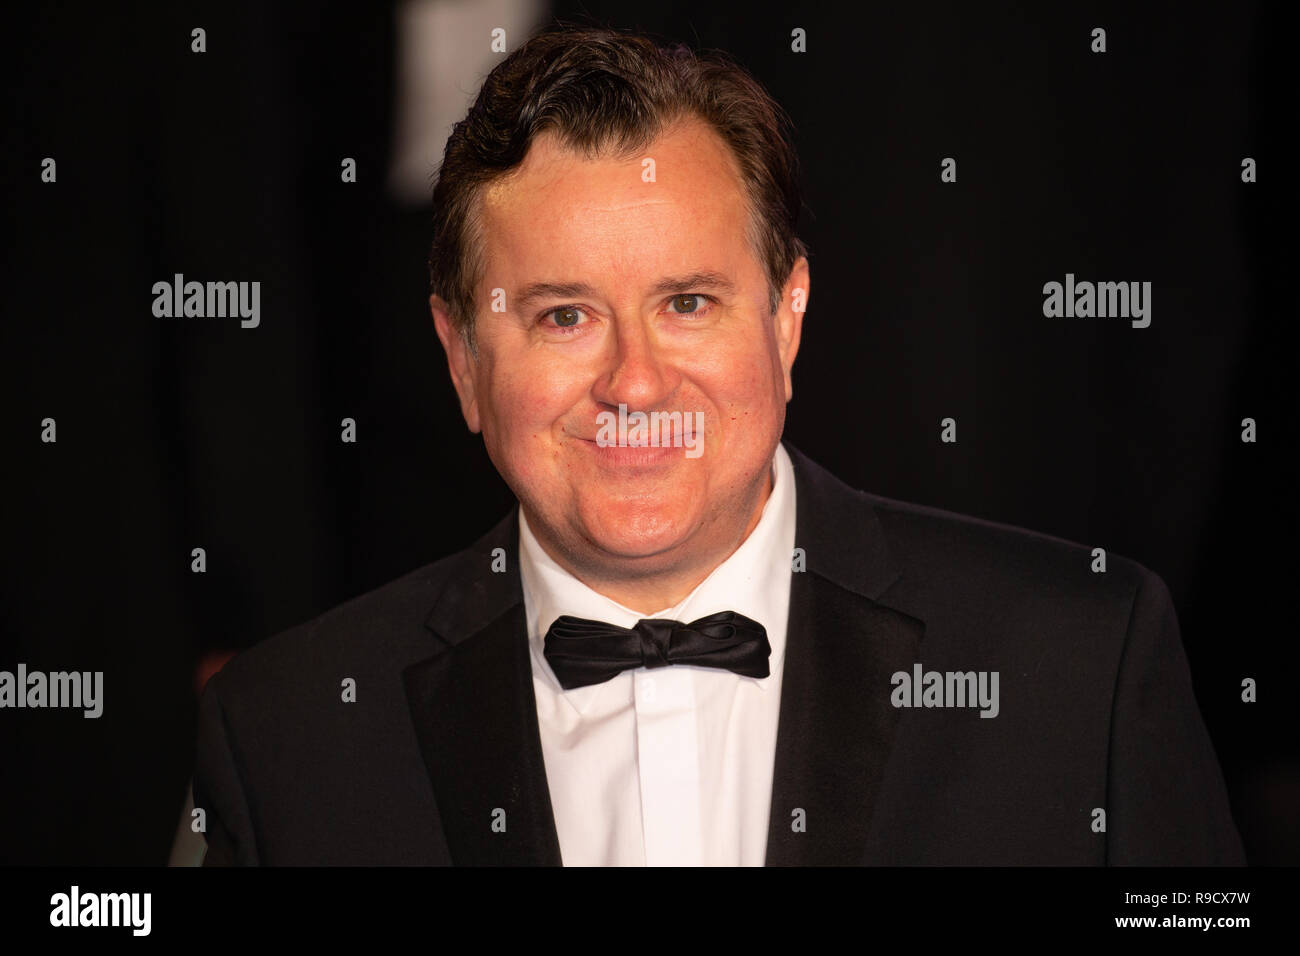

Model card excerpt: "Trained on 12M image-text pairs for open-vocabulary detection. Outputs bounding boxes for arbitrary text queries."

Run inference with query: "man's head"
[428,26,810,609]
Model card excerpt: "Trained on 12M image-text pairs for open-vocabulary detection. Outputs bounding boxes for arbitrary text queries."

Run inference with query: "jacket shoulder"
[864,489,1157,606]
[785,442,1158,606]
[206,544,479,705]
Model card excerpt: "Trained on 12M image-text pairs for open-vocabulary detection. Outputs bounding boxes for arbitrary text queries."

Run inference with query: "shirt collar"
[519,443,797,714]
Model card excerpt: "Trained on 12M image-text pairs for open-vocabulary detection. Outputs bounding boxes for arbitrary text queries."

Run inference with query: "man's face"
[433,117,806,590]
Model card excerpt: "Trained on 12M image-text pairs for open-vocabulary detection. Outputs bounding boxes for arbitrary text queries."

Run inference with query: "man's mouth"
[573,436,679,466]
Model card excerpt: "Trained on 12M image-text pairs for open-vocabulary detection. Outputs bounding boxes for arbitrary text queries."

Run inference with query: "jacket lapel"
[403,510,563,865]
[764,443,926,865]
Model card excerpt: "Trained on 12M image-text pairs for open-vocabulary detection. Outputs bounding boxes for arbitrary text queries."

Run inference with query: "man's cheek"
[488,398,555,460]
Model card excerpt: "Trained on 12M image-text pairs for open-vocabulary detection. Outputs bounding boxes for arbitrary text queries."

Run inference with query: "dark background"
[3,0,1293,864]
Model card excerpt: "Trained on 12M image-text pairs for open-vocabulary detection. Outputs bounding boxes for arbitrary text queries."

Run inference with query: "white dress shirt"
[518,443,797,866]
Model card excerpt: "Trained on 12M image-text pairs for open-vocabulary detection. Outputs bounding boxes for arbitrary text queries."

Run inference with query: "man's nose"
[591,315,680,410]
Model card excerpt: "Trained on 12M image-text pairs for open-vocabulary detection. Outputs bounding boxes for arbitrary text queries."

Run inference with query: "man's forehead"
[482,117,746,213]
[473,119,758,298]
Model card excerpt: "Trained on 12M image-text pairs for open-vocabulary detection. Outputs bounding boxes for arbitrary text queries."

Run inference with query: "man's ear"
[775,256,808,403]
[430,294,482,433]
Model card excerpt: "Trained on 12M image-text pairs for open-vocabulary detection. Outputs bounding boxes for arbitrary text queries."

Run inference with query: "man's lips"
[574,436,671,447]
[572,436,680,465]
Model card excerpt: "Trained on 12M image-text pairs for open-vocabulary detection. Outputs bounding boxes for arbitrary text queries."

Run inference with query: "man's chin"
[575,507,701,566]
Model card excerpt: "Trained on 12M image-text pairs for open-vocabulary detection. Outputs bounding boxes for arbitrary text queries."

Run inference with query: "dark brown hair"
[427,24,808,345]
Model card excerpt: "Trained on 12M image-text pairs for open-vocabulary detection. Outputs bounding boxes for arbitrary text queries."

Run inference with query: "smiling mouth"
[574,437,679,466]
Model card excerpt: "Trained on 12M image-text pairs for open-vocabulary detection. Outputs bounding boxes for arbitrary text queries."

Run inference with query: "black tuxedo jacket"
[194,442,1245,865]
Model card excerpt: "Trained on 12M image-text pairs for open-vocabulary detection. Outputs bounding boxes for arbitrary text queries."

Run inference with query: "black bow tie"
[542,610,771,690]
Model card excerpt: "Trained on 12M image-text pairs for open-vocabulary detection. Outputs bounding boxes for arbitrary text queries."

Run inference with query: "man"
[194,25,1244,866]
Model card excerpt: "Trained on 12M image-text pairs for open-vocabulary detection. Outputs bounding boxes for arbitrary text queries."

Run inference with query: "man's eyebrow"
[646,271,737,298]
[512,272,737,312]
[512,281,597,312]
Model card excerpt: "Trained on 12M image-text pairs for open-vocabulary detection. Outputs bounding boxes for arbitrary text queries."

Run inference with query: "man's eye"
[667,294,710,315]
[543,306,586,328]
